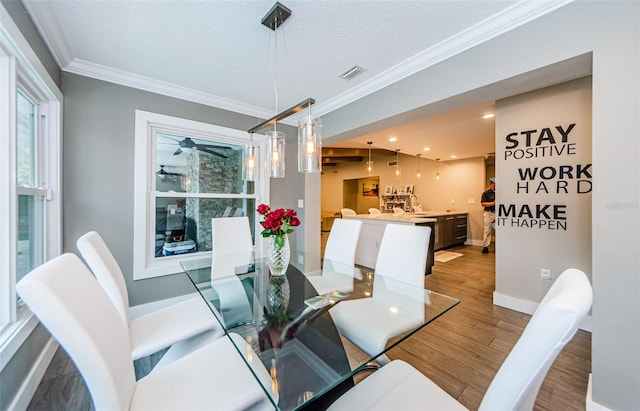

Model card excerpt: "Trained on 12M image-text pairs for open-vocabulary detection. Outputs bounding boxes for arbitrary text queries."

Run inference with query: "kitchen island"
[414,211,469,251]
[344,214,437,274]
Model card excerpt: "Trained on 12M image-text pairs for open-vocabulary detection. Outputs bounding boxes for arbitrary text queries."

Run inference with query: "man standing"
[481,177,496,254]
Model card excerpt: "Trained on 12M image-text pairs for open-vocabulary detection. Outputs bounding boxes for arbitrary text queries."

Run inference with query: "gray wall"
[322,2,639,409]
[495,77,592,303]
[0,325,50,410]
[62,73,308,306]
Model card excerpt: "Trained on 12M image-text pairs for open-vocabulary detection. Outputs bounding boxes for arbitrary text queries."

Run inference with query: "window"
[16,91,46,284]
[134,111,269,279]
[0,10,62,345]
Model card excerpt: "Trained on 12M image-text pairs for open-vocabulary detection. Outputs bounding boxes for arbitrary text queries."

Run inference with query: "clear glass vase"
[267,235,290,276]
[266,275,290,316]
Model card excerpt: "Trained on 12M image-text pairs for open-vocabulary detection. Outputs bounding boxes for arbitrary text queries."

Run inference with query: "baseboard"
[129,292,202,319]
[354,256,376,271]
[586,374,613,411]
[8,337,58,411]
[493,291,592,332]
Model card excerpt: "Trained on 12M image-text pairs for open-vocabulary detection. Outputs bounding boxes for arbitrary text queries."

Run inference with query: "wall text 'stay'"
[504,123,576,160]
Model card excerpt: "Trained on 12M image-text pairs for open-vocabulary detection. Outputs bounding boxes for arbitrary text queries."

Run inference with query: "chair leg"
[374,353,391,365]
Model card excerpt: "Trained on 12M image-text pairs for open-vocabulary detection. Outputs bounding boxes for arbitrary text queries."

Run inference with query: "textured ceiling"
[23,0,569,159]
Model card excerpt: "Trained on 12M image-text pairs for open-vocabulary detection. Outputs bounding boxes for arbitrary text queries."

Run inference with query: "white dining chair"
[17,253,274,411]
[307,219,363,294]
[340,208,357,218]
[323,218,363,266]
[368,208,381,215]
[211,216,253,255]
[211,216,254,327]
[330,224,431,363]
[328,268,593,411]
[392,207,404,215]
[76,231,222,361]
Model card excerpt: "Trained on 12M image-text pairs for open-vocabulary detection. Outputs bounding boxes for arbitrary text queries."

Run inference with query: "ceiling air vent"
[388,160,398,167]
[340,65,365,80]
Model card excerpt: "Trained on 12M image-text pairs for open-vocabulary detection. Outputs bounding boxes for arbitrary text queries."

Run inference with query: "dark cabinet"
[434,213,467,250]
[454,214,468,244]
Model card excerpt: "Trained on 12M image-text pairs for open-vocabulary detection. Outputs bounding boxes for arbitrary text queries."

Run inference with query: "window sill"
[0,308,38,371]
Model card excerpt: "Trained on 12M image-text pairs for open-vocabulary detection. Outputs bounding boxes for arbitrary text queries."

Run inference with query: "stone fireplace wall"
[185,149,242,251]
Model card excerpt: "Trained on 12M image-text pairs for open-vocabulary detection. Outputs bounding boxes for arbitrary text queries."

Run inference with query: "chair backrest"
[76,231,130,326]
[324,219,363,266]
[222,206,233,217]
[211,216,253,256]
[368,208,381,215]
[16,253,136,410]
[479,268,593,411]
[412,205,423,213]
[375,224,430,288]
[392,207,404,215]
[340,208,356,217]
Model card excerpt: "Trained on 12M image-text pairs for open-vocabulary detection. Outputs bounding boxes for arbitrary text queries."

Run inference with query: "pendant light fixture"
[395,149,401,180]
[298,100,322,173]
[243,2,319,180]
[435,158,440,181]
[416,153,422,179]
[268,128,286,178]
[366,141,373,176]
[242,133,260,181]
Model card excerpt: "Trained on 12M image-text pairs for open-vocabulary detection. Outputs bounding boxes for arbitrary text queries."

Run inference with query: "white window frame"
[133,110,269,280]
[0,3,62,361]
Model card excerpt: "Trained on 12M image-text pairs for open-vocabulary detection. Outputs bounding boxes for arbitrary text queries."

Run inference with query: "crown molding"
[22,0,74,68]
[64,58,291,123]
[22,0,571,124]
[313,0,573,117]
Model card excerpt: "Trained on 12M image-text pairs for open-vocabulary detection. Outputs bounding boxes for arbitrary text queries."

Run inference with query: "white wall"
[321,2,639,409]
[495,77,592,305]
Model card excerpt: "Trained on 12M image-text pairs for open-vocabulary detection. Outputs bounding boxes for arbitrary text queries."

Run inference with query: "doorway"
[342,177,380,214]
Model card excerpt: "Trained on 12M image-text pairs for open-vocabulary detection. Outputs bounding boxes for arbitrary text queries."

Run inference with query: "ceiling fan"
[173,137,231,158]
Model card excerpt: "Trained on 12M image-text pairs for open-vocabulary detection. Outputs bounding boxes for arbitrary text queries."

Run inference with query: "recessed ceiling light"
[423,147,431,151]
[482,113,495,119]
[450,155,457,159]
[389,137,397,142]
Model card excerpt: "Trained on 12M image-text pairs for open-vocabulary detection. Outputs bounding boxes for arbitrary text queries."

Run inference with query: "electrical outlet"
[540,268,552,280]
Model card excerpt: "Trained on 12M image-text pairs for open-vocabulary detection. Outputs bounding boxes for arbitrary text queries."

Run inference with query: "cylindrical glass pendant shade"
[267,130,286,178]
[242,143,259,181]
[298,116,322,173]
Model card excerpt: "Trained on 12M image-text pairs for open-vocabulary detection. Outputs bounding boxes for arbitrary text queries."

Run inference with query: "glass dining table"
[181,251,459,410]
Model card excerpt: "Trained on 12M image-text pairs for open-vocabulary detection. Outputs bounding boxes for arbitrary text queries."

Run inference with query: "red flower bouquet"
[257,204,300,247]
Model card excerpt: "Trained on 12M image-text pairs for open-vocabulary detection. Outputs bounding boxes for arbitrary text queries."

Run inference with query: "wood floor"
[387,244,591,411]
[27,243,591,410]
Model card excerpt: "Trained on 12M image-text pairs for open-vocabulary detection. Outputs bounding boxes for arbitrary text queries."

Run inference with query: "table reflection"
[181,252,458,411]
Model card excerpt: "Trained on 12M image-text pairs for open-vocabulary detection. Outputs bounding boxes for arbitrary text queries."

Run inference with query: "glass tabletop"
[181,251,459,410]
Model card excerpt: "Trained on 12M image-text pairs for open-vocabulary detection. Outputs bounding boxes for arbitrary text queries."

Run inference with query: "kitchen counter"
[413,210,469,217]
[344,214,436,274]
[346,214,437,224]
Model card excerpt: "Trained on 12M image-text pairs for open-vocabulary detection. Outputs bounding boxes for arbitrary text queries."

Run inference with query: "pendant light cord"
[272,16,279,131]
